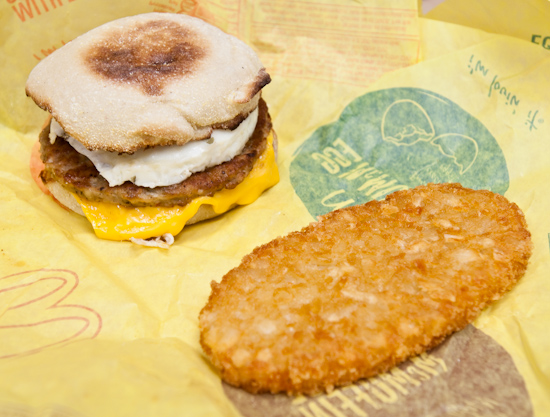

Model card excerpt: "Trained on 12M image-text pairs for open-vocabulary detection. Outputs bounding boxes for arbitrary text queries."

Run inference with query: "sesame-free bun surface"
[25,13,270,153]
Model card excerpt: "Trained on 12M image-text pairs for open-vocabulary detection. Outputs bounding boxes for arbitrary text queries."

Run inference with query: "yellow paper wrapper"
[426,0,550,51]
[1,0,549,416]
[291,31,550,416]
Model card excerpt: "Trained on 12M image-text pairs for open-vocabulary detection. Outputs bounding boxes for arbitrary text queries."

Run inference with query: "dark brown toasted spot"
[84,20,207,95]
[252,68,271,96]
[211,107,254,130]
[231,68,271,104]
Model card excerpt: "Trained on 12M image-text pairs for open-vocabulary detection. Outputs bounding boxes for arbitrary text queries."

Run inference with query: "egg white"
[50,108,258,188]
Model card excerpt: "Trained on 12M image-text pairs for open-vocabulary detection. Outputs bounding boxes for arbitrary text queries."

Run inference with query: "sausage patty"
[39,98,271,207]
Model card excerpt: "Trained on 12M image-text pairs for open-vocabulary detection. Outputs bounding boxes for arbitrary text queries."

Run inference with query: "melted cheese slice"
[74,132,278,241]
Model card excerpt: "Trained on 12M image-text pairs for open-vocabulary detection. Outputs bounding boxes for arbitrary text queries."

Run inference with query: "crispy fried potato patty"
[199,183,532,395]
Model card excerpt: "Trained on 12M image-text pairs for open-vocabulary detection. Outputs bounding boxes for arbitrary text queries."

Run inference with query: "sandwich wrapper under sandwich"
[1,0,549,416]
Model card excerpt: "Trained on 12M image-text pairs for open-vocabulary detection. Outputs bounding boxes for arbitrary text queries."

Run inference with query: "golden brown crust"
[199,183,532,395]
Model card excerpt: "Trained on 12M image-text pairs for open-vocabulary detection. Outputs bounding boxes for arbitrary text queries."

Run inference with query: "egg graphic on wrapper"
[431,133,479,174]
[382,99,435,146]
[381,99,478,174]
[290,87,509,220]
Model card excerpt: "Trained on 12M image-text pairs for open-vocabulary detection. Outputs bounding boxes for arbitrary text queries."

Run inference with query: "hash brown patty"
[199,183,532,395]
[39,98,271,207]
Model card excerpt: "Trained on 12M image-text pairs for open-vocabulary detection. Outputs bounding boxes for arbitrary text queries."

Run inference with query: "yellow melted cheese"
[74,132,279,241]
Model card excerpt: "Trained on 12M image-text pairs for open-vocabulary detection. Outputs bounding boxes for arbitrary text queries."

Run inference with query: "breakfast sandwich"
[26,13,278,246]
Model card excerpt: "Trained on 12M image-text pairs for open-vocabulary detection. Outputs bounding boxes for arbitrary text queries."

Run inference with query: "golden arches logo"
[0,269,102,359]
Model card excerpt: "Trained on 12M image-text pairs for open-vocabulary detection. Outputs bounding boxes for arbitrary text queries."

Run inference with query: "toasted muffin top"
[26,13,270,153]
